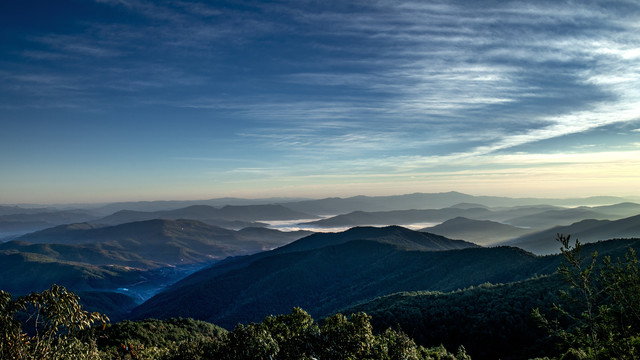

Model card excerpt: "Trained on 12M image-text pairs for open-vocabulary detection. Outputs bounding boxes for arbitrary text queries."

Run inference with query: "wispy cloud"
[2,0,640,202]
[228,0,640,162]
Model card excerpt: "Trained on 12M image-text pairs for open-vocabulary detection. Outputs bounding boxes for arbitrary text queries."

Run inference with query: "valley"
[1,191,639,359]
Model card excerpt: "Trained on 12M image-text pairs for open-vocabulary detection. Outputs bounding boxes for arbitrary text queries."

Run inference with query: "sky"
[1,0,640,205]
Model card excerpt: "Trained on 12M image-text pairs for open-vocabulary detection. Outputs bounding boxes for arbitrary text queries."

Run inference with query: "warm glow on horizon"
[1,1,639,205]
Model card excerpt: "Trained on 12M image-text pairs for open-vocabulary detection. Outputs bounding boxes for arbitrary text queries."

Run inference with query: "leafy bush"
[0,284,107,360]
[203,307,469,360]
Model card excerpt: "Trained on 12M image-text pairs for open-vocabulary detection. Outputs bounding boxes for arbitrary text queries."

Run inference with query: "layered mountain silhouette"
[167,225,477,289]
[4,192,640,331]
[94,204,317,228]
[2,219,309,267]
[0,207,100,237]
[92,197,307,215]
[420,217,535,245]
[78,192,636,216]
[4,193,636,238]
[129,226,566,329]
[502,214,640,254]
[503,207,616,228]
[300,203,640,233]
[282,192,633,215]
[300,207,492,227]
[275,225,476,253]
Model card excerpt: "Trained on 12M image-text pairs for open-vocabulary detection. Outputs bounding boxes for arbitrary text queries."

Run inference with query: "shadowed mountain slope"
[130,227,556,329]
[4,219,308,267]
[76,290,139,322]
[0,251,146,295]
[277,225,477,252]
[503,214,640,255]
[421,217,536,246]
[346,275,563,360]
[344,238,640,360]
[168,225,477,289]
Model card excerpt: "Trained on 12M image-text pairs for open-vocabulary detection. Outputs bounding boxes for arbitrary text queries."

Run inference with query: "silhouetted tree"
[1,284,108,360]
[534,234,640,359]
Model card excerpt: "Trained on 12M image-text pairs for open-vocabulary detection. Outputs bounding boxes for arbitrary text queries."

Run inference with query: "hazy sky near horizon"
[1,0,640,204]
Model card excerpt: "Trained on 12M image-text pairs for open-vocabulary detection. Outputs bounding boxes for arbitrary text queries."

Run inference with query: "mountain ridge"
[166,225,478,290]
[94,204,317,228]
[420,217,536,245]
[502,214,640,254]
[129,226,546,328]
[3,219,309,267]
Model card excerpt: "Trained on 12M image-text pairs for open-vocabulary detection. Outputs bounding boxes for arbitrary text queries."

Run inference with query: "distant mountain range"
[0,208,100,237]
[0,203,316,237]
[501,214,640,254]
[0,218,311,308]
[91,197,309,215]
[3,192,637,238]
[130,226,558,328]
[502,206,621,228]
[2,219,310,267]
[281,192,635,215]
[299,207,492,227]
[420,217,536,245]
[3,191,640,326]
[0,205,59,216]
[93,204,317,228]
[299,202,640,232]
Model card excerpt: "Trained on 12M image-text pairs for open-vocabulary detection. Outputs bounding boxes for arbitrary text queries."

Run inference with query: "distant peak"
[448,202,489,209]
[442,217,473,223]
[182,205,217,210]
[112,209,143,215]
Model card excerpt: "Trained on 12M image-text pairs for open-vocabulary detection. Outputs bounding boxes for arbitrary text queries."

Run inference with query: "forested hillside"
[131,227,555,328]
[3,235,640,359]
[2,195,639,359]
[347,275,563,359]
[1,285,471,360]
[347,237,640,359]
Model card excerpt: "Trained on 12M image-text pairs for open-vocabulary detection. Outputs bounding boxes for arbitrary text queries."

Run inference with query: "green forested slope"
[344,237,640,360]
[169,225,478,290]
[3,219,307,267]
[346,275,563,360]
[131,239,558,328]
[0,251,145,295]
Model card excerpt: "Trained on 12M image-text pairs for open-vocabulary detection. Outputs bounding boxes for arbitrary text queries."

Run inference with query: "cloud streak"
[1,0,639,202]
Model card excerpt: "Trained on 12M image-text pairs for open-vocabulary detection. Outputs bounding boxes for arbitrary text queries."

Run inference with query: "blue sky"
[1,0,640,204]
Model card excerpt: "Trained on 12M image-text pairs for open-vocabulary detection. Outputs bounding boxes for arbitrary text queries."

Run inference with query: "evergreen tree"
[534,234,640,359]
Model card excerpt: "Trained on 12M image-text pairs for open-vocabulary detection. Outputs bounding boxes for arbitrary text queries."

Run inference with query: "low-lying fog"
[263,217,441,233]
